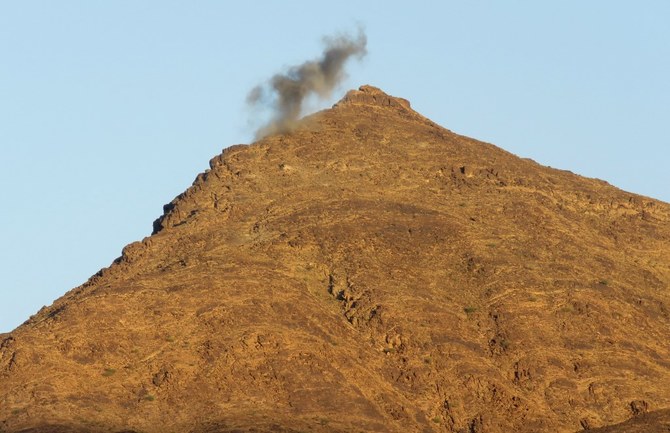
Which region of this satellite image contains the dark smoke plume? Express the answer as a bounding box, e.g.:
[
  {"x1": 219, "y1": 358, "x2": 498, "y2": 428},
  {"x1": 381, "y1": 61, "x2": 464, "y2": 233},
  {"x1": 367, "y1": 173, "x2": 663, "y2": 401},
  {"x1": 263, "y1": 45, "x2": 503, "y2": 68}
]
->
[{"x1": 247, "y1": 29, "x2": 367, "y2": 139}]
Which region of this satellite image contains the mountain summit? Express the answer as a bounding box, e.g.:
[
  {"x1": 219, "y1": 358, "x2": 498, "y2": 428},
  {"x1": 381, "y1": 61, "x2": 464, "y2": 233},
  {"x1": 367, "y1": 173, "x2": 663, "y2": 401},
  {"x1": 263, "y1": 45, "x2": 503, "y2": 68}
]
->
[{"x1": 2, "y1": 86, "x2": 670, "y2": 433}]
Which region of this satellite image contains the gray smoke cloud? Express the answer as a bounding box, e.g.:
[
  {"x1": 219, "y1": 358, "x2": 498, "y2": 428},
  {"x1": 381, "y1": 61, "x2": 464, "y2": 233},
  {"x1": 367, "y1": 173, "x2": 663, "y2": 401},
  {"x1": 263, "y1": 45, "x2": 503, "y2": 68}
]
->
[{"x1": 247, "y1": 29, "x2": 367, "y2": 139}]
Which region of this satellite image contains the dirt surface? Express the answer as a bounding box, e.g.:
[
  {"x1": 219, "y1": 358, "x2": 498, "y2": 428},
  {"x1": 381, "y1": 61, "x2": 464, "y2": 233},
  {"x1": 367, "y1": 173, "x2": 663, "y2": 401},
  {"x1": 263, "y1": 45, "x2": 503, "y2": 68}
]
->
[{"x1": 1, "y1": 86, "x2": 669, "y2": 433}]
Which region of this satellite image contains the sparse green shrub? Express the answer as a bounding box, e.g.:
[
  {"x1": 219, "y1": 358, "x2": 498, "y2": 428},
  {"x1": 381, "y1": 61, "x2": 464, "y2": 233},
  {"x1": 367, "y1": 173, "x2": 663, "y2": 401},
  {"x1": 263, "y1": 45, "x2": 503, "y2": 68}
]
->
[
  {"x1": 102, "y1": 368, "x2": 116, "y2": 377},
  {"x1": 463, "y1": 306, "x2": 477, "y2": 314},
  {"x1": 144, "y1": 394, "x2": 156, "y2": 401},
  {"x1": 432, "y1": 416, "x2": 441, "y2": 424}
]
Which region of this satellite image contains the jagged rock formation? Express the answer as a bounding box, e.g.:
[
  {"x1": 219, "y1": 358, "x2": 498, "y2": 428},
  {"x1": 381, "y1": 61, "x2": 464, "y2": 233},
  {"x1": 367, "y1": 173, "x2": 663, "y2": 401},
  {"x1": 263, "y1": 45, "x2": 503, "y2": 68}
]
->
[{"x1": 1, "y1": 86, "x2": 670, "y2": 433}]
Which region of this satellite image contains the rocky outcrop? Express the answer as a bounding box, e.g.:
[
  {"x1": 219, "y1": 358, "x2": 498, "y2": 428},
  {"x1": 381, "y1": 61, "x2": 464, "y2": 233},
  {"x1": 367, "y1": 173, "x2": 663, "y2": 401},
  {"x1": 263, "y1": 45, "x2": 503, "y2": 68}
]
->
[{"x1": 335, "y1": 85, "x2": 412, "y2": 110}]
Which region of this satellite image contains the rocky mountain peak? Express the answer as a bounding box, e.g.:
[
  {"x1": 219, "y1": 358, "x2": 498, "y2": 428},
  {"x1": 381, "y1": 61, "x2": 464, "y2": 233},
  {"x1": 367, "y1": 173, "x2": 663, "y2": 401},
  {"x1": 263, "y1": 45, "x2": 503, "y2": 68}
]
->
[
  {"x1": 334, "y1": 85, "x2": 412, "y2": 110},
  {"x1": 1, "y1": 86, "x2": 670, "y2": 433}
]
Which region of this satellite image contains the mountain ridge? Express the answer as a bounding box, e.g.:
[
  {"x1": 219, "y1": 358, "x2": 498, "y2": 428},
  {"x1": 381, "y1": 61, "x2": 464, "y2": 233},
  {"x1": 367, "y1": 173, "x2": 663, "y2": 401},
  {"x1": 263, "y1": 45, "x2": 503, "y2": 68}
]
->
[{"x1": 2, "y1": 85, "x2": 670, "y2": 433}]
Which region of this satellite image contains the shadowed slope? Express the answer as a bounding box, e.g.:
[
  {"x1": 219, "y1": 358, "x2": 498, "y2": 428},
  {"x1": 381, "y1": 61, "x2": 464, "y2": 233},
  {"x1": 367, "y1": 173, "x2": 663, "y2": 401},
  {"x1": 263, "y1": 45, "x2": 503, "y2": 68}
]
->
[
  {"x1": 1, "y1": 86, "x2": 669, "y2": 433},
  {"x1": 582, "y1": 409, "x2": 670, "y2": 432}
]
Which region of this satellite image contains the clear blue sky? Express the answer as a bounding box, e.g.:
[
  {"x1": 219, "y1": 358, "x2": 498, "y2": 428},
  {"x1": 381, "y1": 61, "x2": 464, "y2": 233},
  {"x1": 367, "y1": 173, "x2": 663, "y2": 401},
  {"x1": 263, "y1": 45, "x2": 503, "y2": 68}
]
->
[{"x1": 1, "y1": 1, "x2": 669, "y2": 332}]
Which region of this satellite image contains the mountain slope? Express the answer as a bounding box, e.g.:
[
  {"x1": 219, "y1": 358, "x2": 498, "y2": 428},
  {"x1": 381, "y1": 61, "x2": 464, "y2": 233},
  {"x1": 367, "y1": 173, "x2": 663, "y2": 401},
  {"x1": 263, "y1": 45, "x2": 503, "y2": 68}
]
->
[{"x1": 1, "y1": 86, "x2": 669, "y2": 433}]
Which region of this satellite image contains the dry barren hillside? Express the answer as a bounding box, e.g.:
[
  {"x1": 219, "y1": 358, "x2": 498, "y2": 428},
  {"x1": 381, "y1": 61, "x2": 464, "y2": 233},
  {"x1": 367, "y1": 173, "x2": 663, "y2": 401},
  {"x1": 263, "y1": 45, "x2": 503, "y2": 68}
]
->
[{"x1": 1, "y1": 86, "x2": 670, "y2": 433}]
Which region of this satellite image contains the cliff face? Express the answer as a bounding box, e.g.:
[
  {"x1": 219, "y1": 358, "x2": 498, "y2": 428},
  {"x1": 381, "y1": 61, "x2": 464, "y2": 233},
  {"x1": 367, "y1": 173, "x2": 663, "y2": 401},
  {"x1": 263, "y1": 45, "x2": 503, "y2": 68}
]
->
[{"x1": 1, "y1": 86, "x2": 670, "y2": 433}]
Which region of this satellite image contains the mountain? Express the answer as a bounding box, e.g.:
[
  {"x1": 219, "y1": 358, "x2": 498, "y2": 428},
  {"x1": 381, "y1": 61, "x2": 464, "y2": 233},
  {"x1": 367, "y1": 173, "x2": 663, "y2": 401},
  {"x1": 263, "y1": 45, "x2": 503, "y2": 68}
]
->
[{"x1": 1, "y1": 86, "x2": 669, "y2": 433}]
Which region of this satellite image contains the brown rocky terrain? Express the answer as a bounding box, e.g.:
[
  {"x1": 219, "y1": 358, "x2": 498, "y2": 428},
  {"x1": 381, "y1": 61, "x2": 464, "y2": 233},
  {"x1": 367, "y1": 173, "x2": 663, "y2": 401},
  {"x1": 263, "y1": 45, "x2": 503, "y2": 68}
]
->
[
  {"x1": 587, "y1": 408, "x2": 670, "y2": 432},
  {"x1": 1, "y1": 86, "x2": 669, "y2": 433}
]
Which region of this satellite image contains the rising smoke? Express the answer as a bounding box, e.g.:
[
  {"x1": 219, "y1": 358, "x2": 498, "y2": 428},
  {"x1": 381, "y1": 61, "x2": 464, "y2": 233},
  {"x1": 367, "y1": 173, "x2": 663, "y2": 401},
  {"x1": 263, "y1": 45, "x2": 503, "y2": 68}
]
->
[{"x1": 247, "y1": 29, "x2": 367, "y2": 139}]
